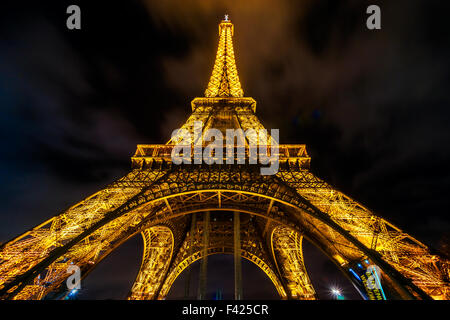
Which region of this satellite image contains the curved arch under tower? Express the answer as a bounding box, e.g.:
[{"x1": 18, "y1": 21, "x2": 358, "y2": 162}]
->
[{"x1": 0, "y1": 17, "x2": 448, "y2": 301}]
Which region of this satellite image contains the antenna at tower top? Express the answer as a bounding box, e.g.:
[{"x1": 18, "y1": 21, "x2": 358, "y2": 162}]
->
[{"x1": 224, "y1": 14, "x2": 229, "y2": 21}]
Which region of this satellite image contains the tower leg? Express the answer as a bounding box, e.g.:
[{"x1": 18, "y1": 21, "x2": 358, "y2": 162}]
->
[
  {"x1": 128, "y1": 226, "x2": 174, "y2": 300},
  {"x1": 271, "y1": 226, "x2": 316, "y2": 300},
  {"x1": 234, "y1": 211, "x2": 243, "y2": 300},
  {"x1": 198, "y1": 211, "x2": 210, "y2": 300}
]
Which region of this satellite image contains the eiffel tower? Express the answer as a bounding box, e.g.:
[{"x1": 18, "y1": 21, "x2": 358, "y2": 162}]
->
[{"x1": 0, "y1": 17, "x2": 449, "y2": 301}]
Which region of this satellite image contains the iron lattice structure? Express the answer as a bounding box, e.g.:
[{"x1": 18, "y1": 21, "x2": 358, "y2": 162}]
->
[{"x1": 0, "y1": 18, "x2": 449, "y2": 300}]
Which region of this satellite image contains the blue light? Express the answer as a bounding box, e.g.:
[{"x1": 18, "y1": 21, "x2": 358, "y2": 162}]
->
[
  {"x1": 372, "y1": 269, "x2": 387, "y2": 300},
  {"x1": 357, "y1": 263, "x2": 364, "y2": 269},
  {"x1": 349, "y1": 268, "x2": 362, "y2": 282},
  {"x1": 364, "y1": 259, "x2": 370, "y2": 265}
]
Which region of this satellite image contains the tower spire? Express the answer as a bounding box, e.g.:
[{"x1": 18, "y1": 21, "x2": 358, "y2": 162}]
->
[{"x1": 204, "y1": 16, "x2": 244, "y2": 98}]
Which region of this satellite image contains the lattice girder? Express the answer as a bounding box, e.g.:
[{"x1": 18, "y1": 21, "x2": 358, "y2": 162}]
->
[
  {"x1": 1, "y1": 164, "x2": 447, "y2": 300},
  {"x1": 271, "y1": 226, "x2": 316, "y2": 300},
  {"x1": 128, "y1": 226, "x2": 174, "y2": 300},
  {"x1": 1, "y1": 16, "x2": 448, "y2": 302},
  {"x1": 205, "y1": 19, "x2": 243, "y2": 98}
]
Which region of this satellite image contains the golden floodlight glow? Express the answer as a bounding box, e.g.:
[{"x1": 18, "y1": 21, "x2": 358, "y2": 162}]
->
[
  {"x1": 0, "y1": 17, "x2": 448, "y2": 301},
  {"x1": 205, "y1": 17, "x2": 243, "y2": 98}
]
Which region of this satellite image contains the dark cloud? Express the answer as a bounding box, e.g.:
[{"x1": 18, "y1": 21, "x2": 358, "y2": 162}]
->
[
  {"x1": 141, "y1": 0, "x2": 450, "y2": 244},
  {"x1": 0, "y1": 0, "x2": 449, "y2": 299}
]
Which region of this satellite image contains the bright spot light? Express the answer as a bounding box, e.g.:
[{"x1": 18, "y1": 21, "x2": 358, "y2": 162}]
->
[{"x1": 331, "y1": 288, "x2": 341, "y2": 296}]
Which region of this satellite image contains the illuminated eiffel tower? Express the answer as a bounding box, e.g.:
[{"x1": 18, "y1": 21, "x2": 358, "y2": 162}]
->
[{"x1": 0, "y1": 16, "x2": 449, "y2": 300}]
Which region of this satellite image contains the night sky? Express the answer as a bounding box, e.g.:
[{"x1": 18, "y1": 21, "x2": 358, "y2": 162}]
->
[{"x1": 0, "y1": 0, "x2": 449, "y2": 299}]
